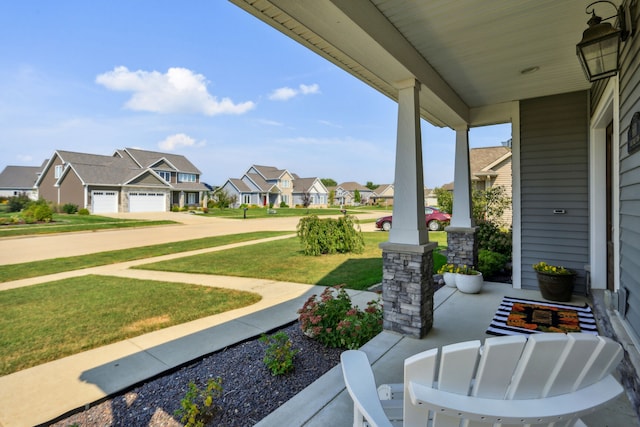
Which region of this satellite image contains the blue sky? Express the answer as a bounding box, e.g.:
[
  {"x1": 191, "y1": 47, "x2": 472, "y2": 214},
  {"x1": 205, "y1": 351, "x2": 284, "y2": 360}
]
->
[{"x1": 0, "y1": 1, "x2": 511, "y2": 188}]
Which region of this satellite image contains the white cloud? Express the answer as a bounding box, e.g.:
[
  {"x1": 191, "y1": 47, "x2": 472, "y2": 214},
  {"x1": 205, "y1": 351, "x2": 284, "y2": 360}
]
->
[
  {"x1": 257, "y1": 119, "x2": 284, "y2": 126},
  {"x1": 268, "y1": 83, "x2": 320, "y2": 101},
  {"x1": 158, "y1": 133, "x2": 205, "y2": 151},
  {"x1": 96, "y1": 66, "x2": 255, "y2": 116}
]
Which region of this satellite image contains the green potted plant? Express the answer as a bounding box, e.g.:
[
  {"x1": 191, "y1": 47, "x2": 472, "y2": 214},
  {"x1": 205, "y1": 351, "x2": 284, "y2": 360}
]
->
[
  {"x1": 532, "y1": 261, "x2": 576, "y2": 302},
  {"x1": 454, "y1": 265, "x2": 483, "y2": 294},
  {"x1": 437, "y1": 263, "x2": 457, "y2": 288}
]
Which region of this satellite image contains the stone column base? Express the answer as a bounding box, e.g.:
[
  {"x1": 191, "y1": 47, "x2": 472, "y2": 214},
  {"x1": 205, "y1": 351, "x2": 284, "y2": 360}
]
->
[
  {"x1": 379, "y1": 241, "x2": 437, "y2": 338},
  {"x1": 445, "y1": 226, "x2": 479, "y2": 269}
]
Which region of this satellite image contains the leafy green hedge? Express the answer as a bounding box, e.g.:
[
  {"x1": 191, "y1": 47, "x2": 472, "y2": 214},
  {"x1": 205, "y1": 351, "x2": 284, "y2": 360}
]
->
[{"x1": 296, "y1": 215, "x2": 364, "y2": 256}]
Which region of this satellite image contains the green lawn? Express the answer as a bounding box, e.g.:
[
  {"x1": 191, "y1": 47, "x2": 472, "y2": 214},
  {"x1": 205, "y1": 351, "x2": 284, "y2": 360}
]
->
[
  {"x1": 138, "y1": 232, "x2": 448, "y2": 291},
  {"x1": 0, "y1": 212, "x2": 176, "y2": 237},
  {"x1": 0, "y1": 275, "x2": 261, "y2": 376},
  {"x1": 0, "y1": 231, "x2": 292, "y2": 283}
]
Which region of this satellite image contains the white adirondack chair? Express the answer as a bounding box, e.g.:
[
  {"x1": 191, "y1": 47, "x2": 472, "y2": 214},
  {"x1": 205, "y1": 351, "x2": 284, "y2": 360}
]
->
[{"x1": 341, "y1": 333, "x2": 624, "y2": 427}]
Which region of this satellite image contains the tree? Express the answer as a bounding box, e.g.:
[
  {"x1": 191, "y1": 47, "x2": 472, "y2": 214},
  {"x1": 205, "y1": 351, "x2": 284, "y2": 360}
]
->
[
  {"x1": 328, "y1": 189, "x2": 335, "y2": 206},
  {"x1": 365, "y1": 181, "x2": 379, "y2": 190},
  {"x1": 472, "y1": 186, "x2": 511, "y2": 224},
  {"x1": 210, "y1": 189, "x2": 236, "y2": 209},
  {"x1": 301, "y1": 190, "x2": 312, "y2": 208},
  {"x1": 321, "y1": 178, "x2": 337, "y2": 187},
  {"x1": 354, "y1": 189, "x2": 361, "y2": 204},
  {"x1": 434, "y1": 187, "x2": 453, "y2": 214}
]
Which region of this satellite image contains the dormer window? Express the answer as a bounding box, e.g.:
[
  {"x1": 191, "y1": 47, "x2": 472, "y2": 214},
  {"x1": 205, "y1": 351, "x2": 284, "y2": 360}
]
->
[
  {"x1": 54, "y1": 165, "x2": 63, "y2": 179},
  {"x1": 178, "y1": 173, "x2": 196, "y2": 183},
  {"x1": 282, "y1": 179, "x2": 291, "y2": 188}
]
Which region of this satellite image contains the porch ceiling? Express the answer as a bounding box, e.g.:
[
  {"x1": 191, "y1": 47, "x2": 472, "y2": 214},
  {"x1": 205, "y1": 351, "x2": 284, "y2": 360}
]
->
[{"x1": 230, "y1": 0, "x2": 593, "y2": 128}]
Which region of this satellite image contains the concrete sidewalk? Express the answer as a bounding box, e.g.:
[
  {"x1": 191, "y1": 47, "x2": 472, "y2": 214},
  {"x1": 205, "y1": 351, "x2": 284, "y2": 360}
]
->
[{"x1": 0, "y1": 257, "x2": 379, "y2": 427}]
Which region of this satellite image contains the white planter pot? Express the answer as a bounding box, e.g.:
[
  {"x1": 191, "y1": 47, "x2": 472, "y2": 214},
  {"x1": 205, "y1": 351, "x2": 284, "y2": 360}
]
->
[
  {"x1": 455, "y1": 272, "x2": 483, "y2": 294},
  {"x1": 442, "y1": 272, "x2": 457, "y2": 288}
]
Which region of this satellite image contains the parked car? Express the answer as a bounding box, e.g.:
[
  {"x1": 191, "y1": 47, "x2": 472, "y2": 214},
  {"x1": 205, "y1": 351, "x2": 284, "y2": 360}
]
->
[{"x1": 375, "y1": 207, "x2": 451, "y2": 232}]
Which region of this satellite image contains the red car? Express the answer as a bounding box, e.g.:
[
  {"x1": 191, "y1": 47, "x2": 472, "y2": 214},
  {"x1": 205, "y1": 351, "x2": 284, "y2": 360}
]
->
[{"x1": 375, "y1": 207, "x2": 451, "y2": 232}]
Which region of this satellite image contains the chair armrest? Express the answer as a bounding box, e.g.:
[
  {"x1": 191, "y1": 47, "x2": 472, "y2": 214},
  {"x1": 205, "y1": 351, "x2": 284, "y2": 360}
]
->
[{"x1": 408, "y1": 375, "x2": 623, "y2": 424}]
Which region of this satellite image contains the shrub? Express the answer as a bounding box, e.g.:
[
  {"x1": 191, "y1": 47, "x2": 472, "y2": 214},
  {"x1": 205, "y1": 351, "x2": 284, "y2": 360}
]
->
[
  {"x1": 298, "y1": 285, "x2": 383, "y2": 349},
  {"x1": 21, "y1": 200, "x2": 53, "y2": 223},
  {"x1": 78, "y1": 208, "x2": 90, "y2": 215},
  {"x1": 62, "y1": 203, "x2": 79, "y2": 214},
  {"x1": 7, "y1": 193, "x2": 31, "y2": 212},
  {"x1": 174, "y1": 378, "x2": 223, "y2": 427},
  {"x1": 279, "y1": 201, "x2": 289, "y2": 208},
  {"x1": 478, "y1": 249, "x2": 509, "y2": 277},
  {"x1": 476, "y1": 220, "x2": 512, "y2": 256},
  {"x1": 296, "y1": 215, "x2": 364, "y2": 256},
  {"x1": 260, "y1": 331, "x2": 298, "y2": 376}
]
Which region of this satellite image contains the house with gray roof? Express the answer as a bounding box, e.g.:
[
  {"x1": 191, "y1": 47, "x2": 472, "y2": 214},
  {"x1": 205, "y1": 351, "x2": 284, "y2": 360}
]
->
[
  {"x1": 0, "y1": 163, "x2": 45, "y2": 200},
  {"x1": 220, "y1": 165, "x2": 328, "y2": 208},
  {"x1": 35, "y1": 148, "x2": 208, "y2": 213}
]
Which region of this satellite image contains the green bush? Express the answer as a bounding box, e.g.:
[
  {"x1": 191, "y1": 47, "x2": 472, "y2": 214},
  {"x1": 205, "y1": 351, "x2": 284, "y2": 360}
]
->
[
  {"x1": 7, "y1": 193, "x2": 31, "y2": 212},
  {"x1": 174, "y1": 378, "x2": 223, "y2": 427},
  {"x1": 260, "y1": 331, "x2": 298, "y2": 376},
  {"x1": 21, "y1": 200, "x2": 53, "y2": 223},
  {"x1": 78, "y1": 208, "x2": 90, "y2": 215},
  {"x1": 296, "y1": 215, "x2": 364, "y2": 256},
  {"x1": 477, "y1": 220, "x2": 512, "y2": 256},
  {"x1": 62, "y1": 203, "x2": 78, "y2": 214},
  {"x1": 478, "y1": 249, "x2": 509, "y2": 277},
  {"x1": 279, "y1": 201, "x2": 289, "y2": 208},
  {"x1": 298, "y1": 285, "x2": 382, "y2": 349}
]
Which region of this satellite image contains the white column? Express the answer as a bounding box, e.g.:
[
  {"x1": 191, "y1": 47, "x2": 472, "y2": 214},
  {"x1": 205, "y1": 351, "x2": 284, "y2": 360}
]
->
[
  {"x1": 388, "y1": 78, "x2": 429, "y2": 246},
  {"x1": 450, "y1": 127, "x2": 474, "y2": 228}
]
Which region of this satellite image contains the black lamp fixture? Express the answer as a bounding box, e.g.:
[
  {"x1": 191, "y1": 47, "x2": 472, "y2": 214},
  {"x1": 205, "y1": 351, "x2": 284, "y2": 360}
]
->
[{"x1": 576, "y1": 1, "x2": 631, "y2": 82}]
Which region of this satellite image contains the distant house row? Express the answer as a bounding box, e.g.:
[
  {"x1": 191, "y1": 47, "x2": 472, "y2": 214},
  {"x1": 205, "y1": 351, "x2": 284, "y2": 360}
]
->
[{"x1": 0, "y1": 145, "x2": 511, "y2": 215}]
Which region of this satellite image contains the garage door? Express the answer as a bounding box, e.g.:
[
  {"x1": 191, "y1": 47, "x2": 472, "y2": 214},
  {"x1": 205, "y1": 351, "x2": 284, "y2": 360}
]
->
[
  {"x1": 92, "y1": 191, "x2": 118, "y2": 213},
  {"x1": 129, "y1": 192, "x2": 166, "y2": 212}
]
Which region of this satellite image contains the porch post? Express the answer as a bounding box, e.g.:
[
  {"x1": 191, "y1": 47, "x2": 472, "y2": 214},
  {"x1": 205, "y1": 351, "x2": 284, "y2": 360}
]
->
[
  {"x1": 446, "y1": 127, "x2": 478, "y2": 268},
  {"x1": 380, "y1": 78, "x2": 436, "y2": 339}
]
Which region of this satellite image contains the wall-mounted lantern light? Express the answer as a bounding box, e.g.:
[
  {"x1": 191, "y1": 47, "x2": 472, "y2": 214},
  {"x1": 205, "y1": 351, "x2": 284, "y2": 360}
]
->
[{"x1": 576, "y1": 1, "x2": 631, "y2": 82}]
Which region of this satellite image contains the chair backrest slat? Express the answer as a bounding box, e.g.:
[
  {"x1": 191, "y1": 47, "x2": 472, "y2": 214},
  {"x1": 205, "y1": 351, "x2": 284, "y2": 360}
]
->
[
  {"x1": 472, "y1": 335, "x2": 527, "y2": 399},
  {"x1": 403, "y1": 348, "x2": 438, "y2": 427},
  {"x1": 506, "y1": 334, "x2": 571, "y2": 399}
]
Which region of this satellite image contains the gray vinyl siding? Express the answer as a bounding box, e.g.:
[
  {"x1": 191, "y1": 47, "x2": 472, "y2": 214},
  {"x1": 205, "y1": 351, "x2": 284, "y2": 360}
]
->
[
  {"x1": 618, "y1": 0, "x2": 640, "y2": 338},
  {"x1": 520, "y1": 91, "x2": 589, "y2": 293}
]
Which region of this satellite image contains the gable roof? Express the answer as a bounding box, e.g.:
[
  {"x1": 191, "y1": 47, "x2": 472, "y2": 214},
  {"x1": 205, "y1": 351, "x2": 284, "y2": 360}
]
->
[
  {"x1": 337, "y1": 181, "x2": 371, "y2": 192},
  {"x1": 469, "y1": 146, "x2": 511, "y2": 179},
  {"x1": 0, "y1": 165, "x2": 42, "y2": 189},
  {"x1": 122, "y1": 148, "x2": 202, "y2": 174},
  {"x1": 293, "y1": 177, "x2": 327, "y2": 193},
  {"x1": 250, "y1": 165, "x2": 289, "y2": 180}
]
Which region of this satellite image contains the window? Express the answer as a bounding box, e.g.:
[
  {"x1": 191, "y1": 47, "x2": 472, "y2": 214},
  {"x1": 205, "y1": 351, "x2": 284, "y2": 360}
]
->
[
  {"x1": 157, "y1": 171, "x2": 171, "y2": 182},
  {"x1": 282, "y1": 195, "x2": 289, "y2": 204},
  {"x1": 243, "y1": 194, "x2": 251, "y2": 204},
  {"x1": 281, "y1": 180, "x2": 290, "y2": 188},
  {"x1": 187, "y1": 193, "x2": 197, "y2": 205},
  {"x1": 54, "y1": 165, "x2": 63, "y2": 179},
  {"x1": 178, "y1": 173, "x2": 196, "y2": 183}
]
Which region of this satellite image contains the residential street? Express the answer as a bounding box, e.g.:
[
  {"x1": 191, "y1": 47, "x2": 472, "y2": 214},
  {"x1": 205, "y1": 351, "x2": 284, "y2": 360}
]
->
[{"x1": 0, "y1": 211, "x2": 379, "y2": 265}]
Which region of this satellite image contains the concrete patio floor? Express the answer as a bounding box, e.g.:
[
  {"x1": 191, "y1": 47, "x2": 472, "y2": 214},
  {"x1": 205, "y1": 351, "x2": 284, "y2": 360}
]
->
[{"x1": 258, "y1": 283, "x2": 640, "y2": 427}]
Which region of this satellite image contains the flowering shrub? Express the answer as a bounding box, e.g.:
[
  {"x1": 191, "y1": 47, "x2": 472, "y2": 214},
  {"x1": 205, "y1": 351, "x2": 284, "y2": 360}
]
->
[
  {"x1": 298, "y1": 285, "x2": 383, "y2": 349},
  {"x1": 437, "y1": 263, "x2": 457, "y2": 274},
  {"x1": 533, "y1": 262, "x2": 573, "y2": 275}
]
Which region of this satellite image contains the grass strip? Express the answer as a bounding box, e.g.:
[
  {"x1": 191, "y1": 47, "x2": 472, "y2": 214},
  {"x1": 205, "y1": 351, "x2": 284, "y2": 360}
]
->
[
  {"x1": 0, "y1": 275, "x2": 261, "y2": 375},
  {"x1": 0, "y1": 231, "x2": 292, "y2": 283},
  {"x1": 138, "y1": 232, "x2": 448, "y2": 291}
]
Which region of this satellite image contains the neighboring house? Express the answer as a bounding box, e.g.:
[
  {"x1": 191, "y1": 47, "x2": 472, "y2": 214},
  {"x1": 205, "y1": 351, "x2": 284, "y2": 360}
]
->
[
  {"x1": 0, "y1": 163, "x2": 44, "y2": 200},
  {"x1": 221, "y1": 165, "x2": 328, "y2": 208},
  {"x1": 371, "y1": 183, "x2": 394, "y2": 206},
  {"x1": 443, "y1": 146, "x2": 513, "y2": 225},
  {"x1": 334, "y1": 182, "x2": 373, "y2": 206},
  {"x1": 232, "y1": 0, "x2": 640, "y2": 370},
  {"x1": 35, "y1": 148, "x2": 207, "y2": 213}
]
